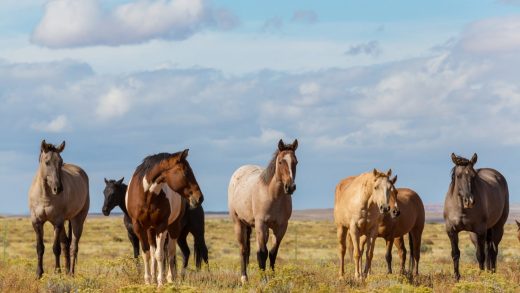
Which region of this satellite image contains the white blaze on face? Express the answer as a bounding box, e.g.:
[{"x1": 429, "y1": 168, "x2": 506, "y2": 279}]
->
[{"x1": 283, "y1": 153, "x2": 293, "y2": 180}]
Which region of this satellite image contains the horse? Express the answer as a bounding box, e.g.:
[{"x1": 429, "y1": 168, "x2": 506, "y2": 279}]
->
[
  {"x1": 228, "y1": 139, "x2": 298, "y2": 283},
  {"x1": 444, "y1": 153, "x2": 509, "y2": 280},
  {"x1": 102, "y1": 177, "x2": 208, "y2": 270},
  {"x1": 334, "y1": 169, "x2": 394, "y2": 280},
  {"x1": 126, "y1": 150, "x2": 203, "y2": 286},
  {"x1": 102, "y1": 177, "x2": 140, "y2": 258},
  {"x1": 28, "y1": 140, "x2": 90, "y2": 278}
]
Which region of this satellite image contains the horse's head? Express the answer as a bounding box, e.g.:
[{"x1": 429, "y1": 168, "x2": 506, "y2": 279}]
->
[
  {"x1": 39, "y1": 140, "x2": 65, "y2": 195},
  {"x1": 153, "y1": 149, "x2": 203, "y2": 209},
  {"x1": 371, "y1": 168, "x2": 394, "y2": 214},
  {"x1": 102, "y1": 177, "x2": 124, "y2": 216},
  {"x1": 388, "y1": 175, "x2": 400, "y2": 219},
  {"x1": 275, "y1": 139, "x2": 298, "y2": 195},
  {"x1": 451, "y1": 153, "x2": 478, "y2": 209}
]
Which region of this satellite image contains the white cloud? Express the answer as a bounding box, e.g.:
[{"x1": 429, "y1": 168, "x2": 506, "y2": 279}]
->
[
  {"x1": 31, "y1": 115, "x2": 69, "y2": 132},
  {"x1": 96, "y1": 88, "x2": 131, "y2": 119},
  {"x1": 31, "y1": 0, "x2": 238, "y2": 48},
  {"x1": 460, "y1": 15, "x2": 520, "y2": 53}
]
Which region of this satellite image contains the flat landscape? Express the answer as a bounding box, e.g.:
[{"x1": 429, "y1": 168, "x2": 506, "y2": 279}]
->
[{"x1": 0, "y1": 208, "x2": 519, "y2": 292}]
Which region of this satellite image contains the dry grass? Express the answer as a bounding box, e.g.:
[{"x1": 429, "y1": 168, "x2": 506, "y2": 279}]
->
[{"x1": 0, "y1": 216, "x2": 518, "y2": 292}]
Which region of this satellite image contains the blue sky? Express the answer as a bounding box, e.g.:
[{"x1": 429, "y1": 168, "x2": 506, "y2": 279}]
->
[{"x1": 2, "y1": 0, "x2": 520, "y2": 214}]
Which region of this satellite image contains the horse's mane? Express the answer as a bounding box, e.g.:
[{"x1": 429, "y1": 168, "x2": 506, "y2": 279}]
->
[
  {"x1": 135, "y1": 152, "x2": 181, "y2": 180},
  {"x1": 260, "y1": 150, "x2": 279, "y2": 185}
]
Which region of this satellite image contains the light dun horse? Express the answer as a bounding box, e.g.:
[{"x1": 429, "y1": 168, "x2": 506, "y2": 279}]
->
[
  {"x1": 228, "y1": 139, "x2": 298, "y2": 283},
  {"x1": 126, "y1": 150, "x2": 203, "y2": 286},
  {"x1": 371, "y1": 185, "x2": 424, "y2": 276},
  {"x1": 444, "y1": 153, "x2": 509, "y2": 280},
  {"x1": 28, "y1": 140, "x2": 90, "y2": 278},
  {"x1": 334, "y1": 169, "x2": 394, "y2": 280}
]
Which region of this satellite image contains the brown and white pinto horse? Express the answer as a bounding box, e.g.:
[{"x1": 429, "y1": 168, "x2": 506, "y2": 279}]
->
[
  {"x1": 228, "y1": 139, "x2": 298, "y2": 283},
  {"x1": 126, "y1": 150, "x2": 203, "y2": 286}
]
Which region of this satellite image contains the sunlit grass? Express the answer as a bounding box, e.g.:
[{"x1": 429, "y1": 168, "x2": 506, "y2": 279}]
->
[{"x1": 0, "y1": 216, "x2": 518, "y2": 292}]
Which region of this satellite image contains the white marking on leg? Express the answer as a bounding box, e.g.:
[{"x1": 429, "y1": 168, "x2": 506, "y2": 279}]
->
[
  {"x1": 155, "y1": 232, "x2": 167, "y2": 286},
  {"x1": 150, "y1": 244, "x2": 157, "y2": 283},
  {"x1": 142, "y1": 249, "x2": 151, "y2": 285}
]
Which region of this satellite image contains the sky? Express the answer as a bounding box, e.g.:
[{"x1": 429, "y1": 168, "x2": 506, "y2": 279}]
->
[{"x1": 2, "y1": 0, "x2": 520, "y2": 215}]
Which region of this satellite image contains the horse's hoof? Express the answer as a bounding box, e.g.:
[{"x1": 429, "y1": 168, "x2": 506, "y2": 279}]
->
[{"x1": 240, "y1": 275, "x2": 248, "y2": 284}]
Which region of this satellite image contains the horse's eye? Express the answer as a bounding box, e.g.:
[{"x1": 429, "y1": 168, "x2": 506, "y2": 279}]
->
[
  {"x1": 279, "y1": 161, "x2": 282, "y2": 164},
  {"x1": 45, "y1": 161, "x2": 50, "y2": 166}
]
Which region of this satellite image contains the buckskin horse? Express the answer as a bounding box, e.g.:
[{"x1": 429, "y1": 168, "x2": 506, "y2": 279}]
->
[
  {"x1": 126, "y1": 150, "x2": 203, "y2": 285},
  {"x1": 228, "y1": 139, "x2": 298, "y2": 283},
  {"x1": 28, "y1": 140, "x2": 90, "y2": 278},
  {"x1": 444, "y1": 153, "x2": 509, "y2": 280}
]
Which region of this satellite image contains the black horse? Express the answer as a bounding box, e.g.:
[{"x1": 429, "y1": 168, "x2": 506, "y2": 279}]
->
[{"x1": 102, "y1": 178, "x2": 208, "y2": 270}]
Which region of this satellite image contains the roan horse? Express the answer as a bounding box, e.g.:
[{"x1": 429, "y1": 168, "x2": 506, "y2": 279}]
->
[
  {"x1": 444, "y1": 153, "x2": 509, "y2": 280},
  {"x1": 28, "y1": 140, "x2": 90, "y2": 278},
  {"x1": 348, "y1": 182, "x2": 425, "y2": 276},
  {"x1": 103, "y1": 177, "x2": 208, "y2": 270},
  {"x1": 126, "y1": 150, "x2": 203, "y2": 285},
  {"x1": 228, "y1": 139, "x2": 298, "y2": 283},
  {"x1": 334, "y1": 169, "x2": 394, "y2": 280}
]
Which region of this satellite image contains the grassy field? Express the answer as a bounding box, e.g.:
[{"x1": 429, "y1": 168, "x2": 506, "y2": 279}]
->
[{"x1": 0, "y1": 216, "x2": 518, "y2": 292}]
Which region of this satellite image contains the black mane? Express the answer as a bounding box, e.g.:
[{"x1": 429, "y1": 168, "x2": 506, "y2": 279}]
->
[{"x1": 135, "y1": 152, "x2": 181, "y2": 180}]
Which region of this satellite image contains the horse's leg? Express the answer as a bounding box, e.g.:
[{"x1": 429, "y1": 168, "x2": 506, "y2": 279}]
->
[
  {"x1": 147, "y1": 229, "x2": 157, "y2": 283},
  {"x1": 489, "y1": 225, "x2": 504, "y2": 273},
  {"x1": 395, "y1": 236, "x2": 406, "y2": 274},
  {"x1": 470, "y1": 232, "x2": 485, "y2": 271},
  {"x1": 336, "y1": 225, "x2": 347, "y2": 278},
  {"x1": 269, "y1": 222, "x2": 288, "y2": 271},
  {"x1": 385, "y1": 238, "x2": 394, "y2": 274},
  {"x1": 245, "y1": 226, "x2": 252, "y2": 267},
  {"x1": 363, "y1": 233, "x2": 377, "y2": 277},
  {"x1": 127, "y1": 228, "x2": 140, "y2": 259},
  {"x1": 233, "y1": 218, "x2": 250, "y2": 283},
  {"x1": 176, "y1": 227, "x2": 190, "y2": 274},
  {"x1": 69, "y1": 207, "x2": 87, "y2": 276},
  {"x1": 166, "y1": 235, "x2": 178, "y2": 283},
  {"x1": 134, "y1": 222, "x2": 152, "y2": 285},
  {"x1": 447, "y1": 230, "x2": 461, "y2": 280},
  {"x1": 348, "y1": 226, "x2": 362, "y2": 279},
  {"x1": 154, "y1": 231, "x2": 168, "y2": 286},
  {"x1": 255, "y1": 220, "x2": 269, "y2": 272},
  {"x1": 411, "y1": 230, "x2": 422, "y2": 276},
  {"x1": 346, "y1": 232, "x2": 353, "y2": 263},
  {"x1": 52, "y1": 222, "x2": 64, "y2": 273},
  {"x1": 32, "y1": 219, "x2": 45, "y2": 278},
  {"x1": 60, "y1": 221, "x2": 71, "y2": 274}
]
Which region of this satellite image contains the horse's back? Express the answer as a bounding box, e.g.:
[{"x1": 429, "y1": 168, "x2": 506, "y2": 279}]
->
[
  {"x1": 477, "y1": 168, "x2": 509, "y2": 228},
  {"x1": 228, "y1": 165, "x2": 262, "y2": 224}
]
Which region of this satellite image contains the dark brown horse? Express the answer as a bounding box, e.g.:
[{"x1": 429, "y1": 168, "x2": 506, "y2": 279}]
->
[
  {"x1": 103, "y1": 177, "x2": 208, "y2": 270},
  {"x1": 28, "y1": 140, "x2": 90, "y2": 278},
  {"x1": 126, "y1": 150, "x2": 203, "y2": 285},
  {"x1": 444, "y1": 153, "x2": 509, "y2": 280}
]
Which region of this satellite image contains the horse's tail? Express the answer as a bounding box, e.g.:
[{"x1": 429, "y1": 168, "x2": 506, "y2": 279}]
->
[{"x1": 194, "y1": 235, "x2": 209, "y2": 269}]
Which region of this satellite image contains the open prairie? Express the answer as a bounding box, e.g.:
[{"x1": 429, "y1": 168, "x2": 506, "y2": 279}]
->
[{"x1": 0, "y1": 213, "x2": 519, "y2": 292}]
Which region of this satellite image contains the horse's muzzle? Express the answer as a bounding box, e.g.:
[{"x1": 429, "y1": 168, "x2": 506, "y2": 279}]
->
[
  {"x1": 189, "y1": 193, "x2": 204, "y2": 209},
  {"x1": 462, "y1": 196, "x2": 474, "y2": 209},
  {"x1": 102, "y1": 206, "x2": 110, "y2": 216},
  {"x1": 379, "y1": 204, "x2": 390, "y2": 214},
  {"x1": 284, "y1": 183, "x2": 296, "y2": 195},
  {"x1": 390, "y1": 208, "x2": 400, "y2": 218}
]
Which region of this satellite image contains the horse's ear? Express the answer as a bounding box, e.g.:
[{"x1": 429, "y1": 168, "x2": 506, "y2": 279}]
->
[
  {"x1": 104, "y1": 178, "x2": 108, "y2": 184},
  {"x1": 278, "y1": 139, "x2": 285, "y2": 151},
  {"x1": 373, "y1": 168, "x2": 378, "y2": 177},
  {"x1": 391, "y1": 175, "x2": 397, "y2": 185},
  {"x1": 292, "y1": 139, "x2": 298, "y2": 151},
  {"x1": 117, "y1": 177, "x2": 124, "y2": 185},
  {"x1": 180, "y1": 149, "x2": 189, "y2": 161},
  {"x1": 387, "y1": 169, "x2": 392, "y2": 177},
  {"x1": 451, "y1": 153, "x2": 458, "y2": 165},
  {"x1": 470, "y1": 153, "x2": 478, "y2": 165},
  {"x1": 41, "y1": 140, "x2": 49, "y2": 153},
  {"x1": 56, "y1": 141, "x2": 66, "y2": 153}
]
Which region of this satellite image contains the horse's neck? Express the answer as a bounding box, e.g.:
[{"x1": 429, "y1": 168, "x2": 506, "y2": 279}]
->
[
  {"x1": 267, "y1": 174, "x2": 284, "y2": 199},
  {"x1": 360, "y1": 176, "x2": 377, "y2": 208},
  {"x1": 35, "y1": 167, "x2": 51, "y2": 197},
  {"x1": 118, "y1": 184, "x2": 129, "y2": 216},
  {"x1": 146, "y1": 163, "x2": 167, "y2": 183}
]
